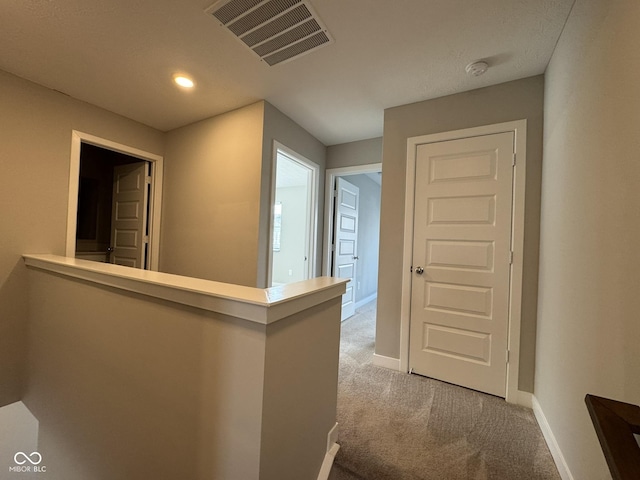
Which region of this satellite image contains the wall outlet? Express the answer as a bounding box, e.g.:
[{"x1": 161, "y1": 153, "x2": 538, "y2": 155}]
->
[
  {"x1": 358, "y1": 281, "x2": 361, "y2": 290},
  {"x1": 288, "y1": 269, "x2": 292, "y2": 276}
]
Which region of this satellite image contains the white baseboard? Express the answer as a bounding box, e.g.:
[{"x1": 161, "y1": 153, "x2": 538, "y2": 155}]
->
[
  {"x1": 515, "y1": 390, "x2": 533, "y2": 408},
  {"x1": 355, "y1": 293, "x2": 377, "y2": 310},
  {"x1": 372, "y1": 353, "x2": 401, "y2": 371},
  {"x1": 532, "y1": 396, "x2": 574, "y2": 480},
  {"x1": 326, "y1": 422, "x2": 339, "y2": 452},
  {"x1": 318, "y1": 423, "x2": 340, "y2": 480},
  {"x1": 317, "y1": 443, "x2": 340, "y2": 480}
]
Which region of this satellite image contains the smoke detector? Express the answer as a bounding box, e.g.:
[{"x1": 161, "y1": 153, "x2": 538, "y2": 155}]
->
[
  {"x1": 465, "y1": 61, "x2": 489, "y2": 77},
  {"x1": 206, "y1": 0, "x2": 333, "y2": 66}
]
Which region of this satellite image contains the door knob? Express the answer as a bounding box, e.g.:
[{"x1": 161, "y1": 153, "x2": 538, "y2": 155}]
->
[{"x1": 415, "y1": 266, "x2": 424, "y2": 275}]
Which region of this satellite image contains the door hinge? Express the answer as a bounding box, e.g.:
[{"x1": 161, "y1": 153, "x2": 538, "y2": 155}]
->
[
  {"x1": 512, "y1": 153, "x2": 516, "y2": 166},
  {"x1": 146, "y1": 175, "x2": 152, "y2": 184},
  {"x1": 509, "y1": 251, "x2": 514, "y2": 265},
  {"x1": 506, "y1": 350, "x2": 510, "y2": 363}
]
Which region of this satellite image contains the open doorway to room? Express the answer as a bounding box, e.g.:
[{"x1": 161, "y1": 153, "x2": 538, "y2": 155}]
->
[
  {"x1": 75, "y1": 144, "x2": 151, "y2": 267},
  {"x1": 323, "y1": 164, "x2": 382, "y2": 323},
  {"x1": 269, "y1": 143, "x2": 319, "y2": 287},
  {"x1": 66, "y1": 131, "x2": 163, "y2": 270}
]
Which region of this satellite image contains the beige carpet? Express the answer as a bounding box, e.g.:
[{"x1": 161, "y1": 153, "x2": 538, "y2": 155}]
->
[{"x1": 329, "y1": 301, "x2": 560, "y2": 480}]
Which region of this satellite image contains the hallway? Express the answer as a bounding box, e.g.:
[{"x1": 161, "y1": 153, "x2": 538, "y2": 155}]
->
[{"x1": 330, "y1": 302, "x2": 560, "y2": 480}]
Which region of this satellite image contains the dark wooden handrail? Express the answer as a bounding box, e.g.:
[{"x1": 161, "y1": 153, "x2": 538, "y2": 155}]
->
[{"x1": 585, "y1": 394, "x2": 640, "y2": 480}]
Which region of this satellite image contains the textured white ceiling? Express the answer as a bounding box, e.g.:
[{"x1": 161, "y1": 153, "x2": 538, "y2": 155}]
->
[{"x1": 0, "y1": 0, "x2": 574, "y2": 146}]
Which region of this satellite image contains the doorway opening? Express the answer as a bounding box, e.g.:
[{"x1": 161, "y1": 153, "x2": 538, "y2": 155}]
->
[
  {"x1": 269, "y1": 143, "x2": 319, "y2": 287},
  {"x1": 75, "y1": 144, "x2": 151, "y2": 267},
  {"x1": 323, "y1": 164, "x2": 382, "y2": 322},
  {"x1": 66, "y1": 131, "x2": 164, "y2": 270}
]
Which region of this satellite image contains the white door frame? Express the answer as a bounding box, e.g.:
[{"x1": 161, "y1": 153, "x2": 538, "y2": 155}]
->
[
  {"x1": 322, "y1": 163, "x2": 382, "y2": 276},
  {"x1": 65, "y1": 131, "x2": 164, "y2": 271},
  {"x1": 401, "y1": 120, "x2": 526, "y2": 404},
  {"x1": 267, "y1": 141, "x2": 319, "y2": 287}
]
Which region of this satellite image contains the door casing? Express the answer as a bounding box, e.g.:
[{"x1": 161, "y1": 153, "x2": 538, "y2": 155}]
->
[
  {"x1": 401, "y1": 120, "x2": 527, "y2": 404},
  {"x1": 66, "y1": 131, "x2": 164, "y2": 271},
  {"x1": 322, "y1": 163, "x2": 382, "y2": 277},
  {"x1": 267, "y1": 141, "x2": 319, "y2": 287}
]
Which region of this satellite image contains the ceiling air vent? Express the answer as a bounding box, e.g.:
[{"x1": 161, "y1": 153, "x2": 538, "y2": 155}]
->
[{"x1": 206, "y1": 0, "x2": 333, "y2": 66}]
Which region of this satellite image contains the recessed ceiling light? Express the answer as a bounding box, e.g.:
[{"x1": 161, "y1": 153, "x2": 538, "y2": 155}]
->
[{"x1": 173, "y1": 74, "x2": 195, "y2": 89}]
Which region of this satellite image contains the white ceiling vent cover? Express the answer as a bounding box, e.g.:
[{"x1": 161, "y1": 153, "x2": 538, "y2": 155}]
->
[{"x1": 206, "y1": 0, "x2": 333, "y2": 66}]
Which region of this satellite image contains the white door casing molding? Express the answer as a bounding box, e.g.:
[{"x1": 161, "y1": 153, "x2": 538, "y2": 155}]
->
[
  {"x1": 401, "y1": 120, "x2": 527, "y2": 404},
  {"x1": 322, "y1": 163, "x2": 382, "y2": 277},
  {"x1": 267, "y1": 141, "x2": 319, "y2": 287},
  {"x1": 66, "y1": 131, "x2": 164, "y2": 271}
]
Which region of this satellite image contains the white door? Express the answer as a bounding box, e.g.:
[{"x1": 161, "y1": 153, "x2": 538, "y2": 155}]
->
[
  {"x1": 333, "y1": 177, "x2": 359, "y2": 321},
  {"x1": 110, "y1": 162, "x2": 149, "y2": 268},
  {"x1": 409, "y1": 132, "x2": 514, "y2": 397}
]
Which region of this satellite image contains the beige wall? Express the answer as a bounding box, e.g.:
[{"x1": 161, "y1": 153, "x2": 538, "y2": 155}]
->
[
  {"x1": 536, "y1": 1, "x2": 640, "y2": 478},
  {"x1": 161, "y1": 102, "x2": 265, "y2": 287},
  {"x1": 378, "y1": 76, "x2": 544, "y2": 392},
  {"x1": 0, "y1": 74, "x2": 326, "y2": 414},
  {"x1": 161, "y1": 101, "x2": 325, "y2": 289},
  {"x1": 326, "y1": 137, "x2": 382, "y2": 169},
  {"x1": 260, "y1": 299, "x2": 341, "y2": 480},
  {"x1": 0, "y1": 70, "x2": 163, "y2": 407},
  {"x1": 25, "y1": 269, "x2": 264, "y2": 480},
  {"x1": 260, "y1": 102, "x2": 327, "y2": 287},
  {"x1": 24, "y1": 268, "x2": 340, "y2": 479}
]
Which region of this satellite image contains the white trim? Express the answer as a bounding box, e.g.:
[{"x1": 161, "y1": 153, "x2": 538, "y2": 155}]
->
[
  {"x1": 23, "y1": 254, "x2": 347, "y2": 325},
  {"x1": 401, "y1": 120, "x2": 527, "y2": 404},
  {"x1": 318, "y1": 423, "x2": 340, "y2": 480},
  {"x1": 515, "y1": 390, "x2": 533, "y2": 409},
  {"x1": 505, "y1": 122, "x2": 527, "y2": 404},
  {"x1": 322, "y1": 163, "x2": 383, "y2": 277},
  {"x1": 372, "y1": 353, "x2": 401, "y2": 371},
  {"x1": 354, "y1": 292, "x2": 377, "y2": 310},
  {"x1": 532, "y1": 396, "x2": 575, "y2": 480},
  {"x1": 66, "y1": 131, "x2": 164, "y2": 271},
  {"x1": 326, "y1": 422, "x2": 339, "y2": 452},
  {"x1": 317, "y1": 443, "x2": 340, "y2": 480},
  {"x1": 268, "y1": 141, "x2": 319, "y2": 287}
]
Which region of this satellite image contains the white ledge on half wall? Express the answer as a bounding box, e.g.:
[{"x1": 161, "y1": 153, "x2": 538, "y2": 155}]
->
[{"x1": 23, "y1": 254, "x2": 347, "y2": 325}]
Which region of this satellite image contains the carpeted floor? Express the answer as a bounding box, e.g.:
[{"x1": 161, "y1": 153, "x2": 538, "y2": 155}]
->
[{"x1": 329, "y1": 301, "x2": 561, "y2": 480}]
